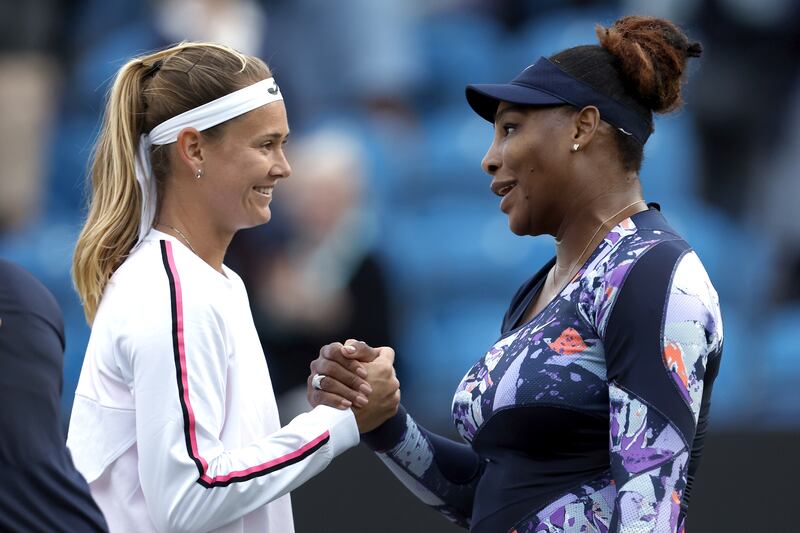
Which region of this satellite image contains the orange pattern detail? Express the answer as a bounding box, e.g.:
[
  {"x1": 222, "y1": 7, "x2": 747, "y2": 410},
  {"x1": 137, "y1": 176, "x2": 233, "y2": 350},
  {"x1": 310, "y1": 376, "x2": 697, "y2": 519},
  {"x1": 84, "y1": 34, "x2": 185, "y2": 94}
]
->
[
  {"x1": 548, "y1": 327, "x2": 588, "y2": 355},
  {"x1": 664, "y1": 342, "x2": 689, "y2": 387}
]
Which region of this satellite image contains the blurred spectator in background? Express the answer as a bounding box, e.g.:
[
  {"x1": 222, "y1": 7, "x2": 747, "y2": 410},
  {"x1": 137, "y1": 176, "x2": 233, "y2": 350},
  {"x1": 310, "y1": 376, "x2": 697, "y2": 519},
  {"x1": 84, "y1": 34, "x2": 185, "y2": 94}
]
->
[
  {"x1": 689, "y1": 0, "x2": 800, "y2": 217},
  {"x1": 262, "y1": 0, "x2": 424, "y2": 125},
  {"x1": 0, "y1": 0, "x2": 61, "y2": 232},
  {"x1": 756, "y1": 80, "x2": 800, "y2": 304},
  {"x1": 154, "y1": 0, "x2": 266, "y2": 55},
  {"x1": 229, "y1": 128, "x2": 394, "y2": 419}
]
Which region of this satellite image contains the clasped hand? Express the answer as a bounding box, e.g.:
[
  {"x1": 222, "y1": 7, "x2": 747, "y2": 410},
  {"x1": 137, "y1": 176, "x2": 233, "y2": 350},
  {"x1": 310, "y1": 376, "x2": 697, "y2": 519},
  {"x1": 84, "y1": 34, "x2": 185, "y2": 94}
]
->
[{"x1": 307, "y1": 340, "x2": 400, "y2": 433}]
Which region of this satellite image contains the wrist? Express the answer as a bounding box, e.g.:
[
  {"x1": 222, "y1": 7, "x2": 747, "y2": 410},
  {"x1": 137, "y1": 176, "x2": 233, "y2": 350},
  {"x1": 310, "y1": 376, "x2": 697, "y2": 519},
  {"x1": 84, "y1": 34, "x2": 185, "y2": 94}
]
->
[{"x1": 360, "y1": 404, "x2": 408, "y2": 452}]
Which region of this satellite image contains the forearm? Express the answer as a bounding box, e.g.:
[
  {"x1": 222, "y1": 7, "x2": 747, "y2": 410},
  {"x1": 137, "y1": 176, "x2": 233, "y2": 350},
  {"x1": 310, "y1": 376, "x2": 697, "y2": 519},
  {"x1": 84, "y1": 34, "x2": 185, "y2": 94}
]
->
[
  {"x1": 362, "y1": 405, "x2": 481, "y2": 527},
  {"x1": 139, "y1": 406, "x2": 358, "y2": 532}
]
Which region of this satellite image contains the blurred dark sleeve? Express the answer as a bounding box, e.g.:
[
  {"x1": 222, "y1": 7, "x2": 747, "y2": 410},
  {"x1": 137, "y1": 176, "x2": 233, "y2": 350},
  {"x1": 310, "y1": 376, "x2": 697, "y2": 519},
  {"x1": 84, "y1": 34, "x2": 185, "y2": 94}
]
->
[
  {"x1": 349, "y1": 254, "x2": 394, "y2": 350},
  {"x1": 0, "y1": 259, "x2": 107, "y2": 531}
]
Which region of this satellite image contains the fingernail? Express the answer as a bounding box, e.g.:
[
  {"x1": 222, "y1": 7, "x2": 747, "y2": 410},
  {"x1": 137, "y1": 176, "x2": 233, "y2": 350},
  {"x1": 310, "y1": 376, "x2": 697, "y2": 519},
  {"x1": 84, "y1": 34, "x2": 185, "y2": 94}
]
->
[
  {"x1": 341, "y1": 400, "x2": 352, "y2": 408},
  {"x1": 356, "y1": 394, "x2": 368, "y2": 406},
  {"x1": 356, "y1": 367, "x2": 367, "y2": 378},
  {"x1": 344, "y1": 345, "x2": 357, "y2": 354},
  {"x1": 359, "y1": 383, "x2": 373, "y2": 395}
]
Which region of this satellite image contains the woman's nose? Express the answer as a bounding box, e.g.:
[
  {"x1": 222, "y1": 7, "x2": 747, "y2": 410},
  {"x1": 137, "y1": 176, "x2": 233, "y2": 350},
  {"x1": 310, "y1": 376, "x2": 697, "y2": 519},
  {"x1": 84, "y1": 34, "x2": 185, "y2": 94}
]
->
[
  {"x1": 481, "y1": 143, "x2": 501, "y2": 175},
  {"x1": 271, "y1": 149, "x2": 292, "y2": 179}
]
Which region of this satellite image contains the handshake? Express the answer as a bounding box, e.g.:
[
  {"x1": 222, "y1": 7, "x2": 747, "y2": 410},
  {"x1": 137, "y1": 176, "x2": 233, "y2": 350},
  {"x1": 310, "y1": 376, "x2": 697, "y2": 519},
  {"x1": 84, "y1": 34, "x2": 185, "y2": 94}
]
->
[{"x1": 306, "y1": 340, "x2": 401, "y2": 433}]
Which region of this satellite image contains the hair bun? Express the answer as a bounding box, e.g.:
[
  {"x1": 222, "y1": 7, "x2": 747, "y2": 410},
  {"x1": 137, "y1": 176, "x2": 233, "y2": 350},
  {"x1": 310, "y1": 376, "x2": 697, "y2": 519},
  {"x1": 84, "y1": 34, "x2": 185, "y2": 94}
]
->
[
  {"x1": 686, "y1": 42, "x2": 703, "y2": 58},
  {"x1": 596, "y1": 16, "x2": 700, "y2": 114}
]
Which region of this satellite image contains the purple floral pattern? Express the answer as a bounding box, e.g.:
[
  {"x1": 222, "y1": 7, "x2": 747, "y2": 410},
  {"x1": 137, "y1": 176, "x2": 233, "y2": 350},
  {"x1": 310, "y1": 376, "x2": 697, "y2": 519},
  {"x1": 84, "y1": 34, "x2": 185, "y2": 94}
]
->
[
  {"x1": 662, "y1": 252, "x2": 723, "y2": 422},
  {"x1": 452, "y1": 219, "x2": 666, "y2": 445},
  {"x1": 371, "y1": 212, "x2": 722, "y2": 532},
  {"x1": 511, "y1": 474, "x2": 615, "y2": 533}
]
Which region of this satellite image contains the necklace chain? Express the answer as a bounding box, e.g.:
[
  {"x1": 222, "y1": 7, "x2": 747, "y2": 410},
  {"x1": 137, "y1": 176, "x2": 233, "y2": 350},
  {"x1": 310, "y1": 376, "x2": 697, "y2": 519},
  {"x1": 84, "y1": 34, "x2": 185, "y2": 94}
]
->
[
  {"x1": 548, "y1": 200, "x2": 645, "y2": 294},
  {"x1": 156, "y1": 222, "x2": 198, "y2": 255}
]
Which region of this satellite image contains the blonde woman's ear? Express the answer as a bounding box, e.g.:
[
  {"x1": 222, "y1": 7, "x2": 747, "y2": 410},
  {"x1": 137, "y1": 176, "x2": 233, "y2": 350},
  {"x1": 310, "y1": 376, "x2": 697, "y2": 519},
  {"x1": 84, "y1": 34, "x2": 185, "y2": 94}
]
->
[{"x1": 175, "y1": 127, "x2": 204, "y2": 171}]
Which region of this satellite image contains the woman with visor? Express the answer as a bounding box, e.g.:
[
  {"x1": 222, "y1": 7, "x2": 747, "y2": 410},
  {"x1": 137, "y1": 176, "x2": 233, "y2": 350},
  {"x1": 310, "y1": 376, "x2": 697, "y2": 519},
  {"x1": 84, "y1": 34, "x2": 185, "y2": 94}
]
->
[
  {"x1": 309, "y1": 16, "x2": 723, "y2": 533},
  {"x1": 67, "y1": 42, "x2": 400, "y2": 532}
]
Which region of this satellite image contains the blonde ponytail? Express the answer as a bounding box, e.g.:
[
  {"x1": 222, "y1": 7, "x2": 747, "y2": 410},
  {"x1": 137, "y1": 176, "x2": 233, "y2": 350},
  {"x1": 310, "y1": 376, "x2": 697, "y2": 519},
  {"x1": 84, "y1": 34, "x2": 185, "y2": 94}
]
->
[
  {"x1": 72, "y1": 42, "x2": 270, "y2": 323},
  {"x1": 72, "y1": 58, "x2": 149, "y2": 323}
]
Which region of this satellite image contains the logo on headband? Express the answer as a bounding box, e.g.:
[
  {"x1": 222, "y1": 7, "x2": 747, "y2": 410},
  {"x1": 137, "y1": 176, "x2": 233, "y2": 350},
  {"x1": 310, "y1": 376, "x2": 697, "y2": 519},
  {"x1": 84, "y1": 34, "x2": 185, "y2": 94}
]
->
[{"x1": 268, "y1": 81, "x2": 279, "y2": 95}]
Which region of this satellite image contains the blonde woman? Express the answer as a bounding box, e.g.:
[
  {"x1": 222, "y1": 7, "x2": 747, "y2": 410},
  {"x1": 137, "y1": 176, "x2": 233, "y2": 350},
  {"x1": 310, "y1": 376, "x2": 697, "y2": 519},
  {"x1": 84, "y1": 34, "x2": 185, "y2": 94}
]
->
[{"x1": 67, "y1": 42, "x2": 399, "y2": 532}]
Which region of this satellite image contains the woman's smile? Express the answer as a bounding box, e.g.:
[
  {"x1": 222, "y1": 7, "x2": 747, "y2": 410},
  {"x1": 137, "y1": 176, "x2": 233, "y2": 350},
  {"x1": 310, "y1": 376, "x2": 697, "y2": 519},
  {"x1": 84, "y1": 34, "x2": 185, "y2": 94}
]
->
[
  {"x1": 252, "y1": 185, "x2": 274, "y2": 199},
  {"x1": 491, "y1": 179, "x2": 518, "y2": 213},
  {"x1": 498, "y1": 182, "x2": 517, "y2": 213}
]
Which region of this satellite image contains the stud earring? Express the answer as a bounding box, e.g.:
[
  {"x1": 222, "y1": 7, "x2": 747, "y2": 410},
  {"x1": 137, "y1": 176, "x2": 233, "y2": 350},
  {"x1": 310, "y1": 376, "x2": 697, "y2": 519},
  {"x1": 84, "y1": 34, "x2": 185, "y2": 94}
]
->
[
  {"x1": 195, "y1": 168, "x2": 203, "y2": 179},
  {"x1": 570, "y1": 143, "x2": 580, "y2": 153}
]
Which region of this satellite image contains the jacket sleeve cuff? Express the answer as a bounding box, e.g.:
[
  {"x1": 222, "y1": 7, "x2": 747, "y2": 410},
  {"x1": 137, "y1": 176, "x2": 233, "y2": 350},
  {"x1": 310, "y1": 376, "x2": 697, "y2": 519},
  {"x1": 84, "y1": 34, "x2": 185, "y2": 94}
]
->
[
  {"x1": 306, "y1": 405, "x2": 360, "y2": 457},
  {"x1": 360, "y1": 404, "x2": 409, "y2": 453}
]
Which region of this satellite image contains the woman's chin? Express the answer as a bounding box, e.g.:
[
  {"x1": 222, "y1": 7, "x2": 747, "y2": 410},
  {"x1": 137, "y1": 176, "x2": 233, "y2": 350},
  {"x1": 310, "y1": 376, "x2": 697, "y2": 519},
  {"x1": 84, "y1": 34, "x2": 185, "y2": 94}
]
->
[
  {"x1": 255, "y1": 204, "x2": 272, "y2": 224},
  {"x1": 507, "y1": 213, "x2": 529, "y2": 236},
  {"x1": 239, "y1": 208, "x2": 272, "y2": 230}
]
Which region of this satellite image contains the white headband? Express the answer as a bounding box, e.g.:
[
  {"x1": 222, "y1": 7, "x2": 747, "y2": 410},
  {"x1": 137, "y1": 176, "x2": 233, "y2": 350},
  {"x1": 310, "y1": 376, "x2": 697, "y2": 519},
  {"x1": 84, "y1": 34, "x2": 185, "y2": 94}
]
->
[{"x1": 134, "y1": 77, "x2": 284, "y2": 245}]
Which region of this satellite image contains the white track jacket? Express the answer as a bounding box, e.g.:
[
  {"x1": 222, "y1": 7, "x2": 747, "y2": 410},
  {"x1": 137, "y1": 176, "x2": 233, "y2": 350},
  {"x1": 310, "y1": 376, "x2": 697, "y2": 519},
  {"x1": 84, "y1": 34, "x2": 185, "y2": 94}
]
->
[{"x1": 67, "y1": 230, "x2": 359, "y2": 532}]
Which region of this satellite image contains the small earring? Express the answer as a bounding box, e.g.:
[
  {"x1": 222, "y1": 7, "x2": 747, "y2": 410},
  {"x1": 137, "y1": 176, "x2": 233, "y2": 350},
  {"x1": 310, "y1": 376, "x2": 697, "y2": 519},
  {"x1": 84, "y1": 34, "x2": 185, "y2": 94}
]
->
[
  {"x1": 195, "y1": 168, "x2": 203, "y2": 179},
  {"x1": 570, "y1": 143, "x2": 580, "y2": 153}
]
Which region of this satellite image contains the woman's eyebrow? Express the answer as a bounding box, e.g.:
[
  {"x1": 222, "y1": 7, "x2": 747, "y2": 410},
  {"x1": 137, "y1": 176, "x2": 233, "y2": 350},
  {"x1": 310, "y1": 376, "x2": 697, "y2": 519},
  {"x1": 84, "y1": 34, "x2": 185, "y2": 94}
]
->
[
  {"x1": 494, "y1": 105, "x2": 527, "y2": 123},
  {"x1": 255, "y1": 131, "x2": 290, "y2": 142}
]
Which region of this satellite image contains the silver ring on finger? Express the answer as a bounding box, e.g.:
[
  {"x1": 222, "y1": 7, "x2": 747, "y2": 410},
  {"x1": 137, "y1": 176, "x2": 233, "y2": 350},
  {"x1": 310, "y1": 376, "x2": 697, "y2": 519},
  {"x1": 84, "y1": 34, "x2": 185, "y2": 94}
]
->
[{"x1": 311, "y1": 373, "x2": 326, "y2": 391}]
